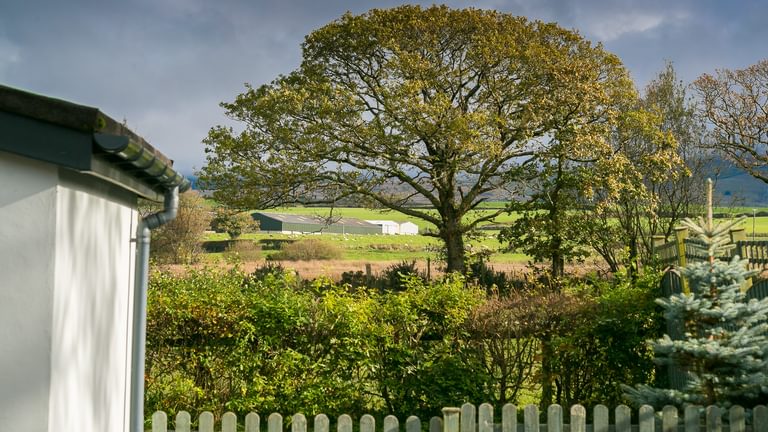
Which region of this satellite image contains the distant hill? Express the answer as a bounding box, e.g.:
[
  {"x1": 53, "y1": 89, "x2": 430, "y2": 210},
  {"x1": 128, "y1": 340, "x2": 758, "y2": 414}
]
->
[
  {"x1": 187, "y1": 159, "x2": 768, "y2": 206},
  {"x1": 710, "y1": 158, "x2": 768, "y2": 206}
]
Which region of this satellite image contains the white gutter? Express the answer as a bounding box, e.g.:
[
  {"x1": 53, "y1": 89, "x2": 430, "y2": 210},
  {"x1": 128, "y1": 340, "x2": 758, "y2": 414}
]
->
[{"x1": 130, "y1": 186, "x2": 179, "y2": 432}]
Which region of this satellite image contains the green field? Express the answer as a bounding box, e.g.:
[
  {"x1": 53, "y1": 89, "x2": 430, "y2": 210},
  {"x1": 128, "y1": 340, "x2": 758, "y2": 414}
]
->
[
  {"x1": 206, "y1": 230, "x2": 528, "y2": 263},
  {"x1": 249, "y1": 205, "x2": 768, "y2": 233},
  {"x1": 204, "y1": 205, "x2": 768, "y2": 264}
]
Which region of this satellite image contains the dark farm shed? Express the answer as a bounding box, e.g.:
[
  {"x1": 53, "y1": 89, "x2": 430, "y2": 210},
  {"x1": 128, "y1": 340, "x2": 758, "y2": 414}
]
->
[{"x1": 252, "y1": 212, "x2": 381, "y2": 235}]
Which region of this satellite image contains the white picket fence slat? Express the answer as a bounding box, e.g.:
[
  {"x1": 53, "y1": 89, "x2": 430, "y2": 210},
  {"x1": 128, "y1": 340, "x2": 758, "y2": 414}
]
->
[{"x1": 149, "y1": 403, "x2": 768, "y2": 432}]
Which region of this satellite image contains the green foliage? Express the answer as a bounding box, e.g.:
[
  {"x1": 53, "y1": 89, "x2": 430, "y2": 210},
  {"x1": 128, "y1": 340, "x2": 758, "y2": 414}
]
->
[
  {"x1": 499, "y1": 210, "x2": 594, "y2": 277},
  {"x1": 624, "y1": 217, "x2": 768, "y2": 408},
  {"x1": 267, "y1": 238, "x2": 342, "y2": 261},
  {"x1": 463, "y1": 270, "x2": 662, "y2": 408},
  {"x1": 211, "y1": 208, "x2": 258, "y2": 239},
  {"x1": 146, "y1": 267, "x2": 375, "y2": 416},
  {"x1": 641, "y1": 62, "x2": 709, "y2": 242},
  {"x1": 370, "y1": 274, "x2": 488, "y2": 418},
  {"x1": 547, "y1": 271, "x2": 663, "y2": 407},
  {"x1": 146, "y1": 268, "x2": 486, "y2": 419},
  {"x1": 380, "y1": 260, "x2": 426, "y2": 292},
  {"x1": 223, "y1": 239, "x2": 262, "y2": 262},
  {"x1": 144, "y1": 191, "x2": 212, "y2": 264},
  {"x1": 200, "y1": 5, "x2": 637, "y2": 272},
  {"x1": 466, "y1": 260, "x2": 513, "y2": 295}
]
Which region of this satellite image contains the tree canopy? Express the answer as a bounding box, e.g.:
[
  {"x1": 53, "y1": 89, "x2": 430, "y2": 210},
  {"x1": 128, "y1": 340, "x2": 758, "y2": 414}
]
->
[
  {"x1": 201, "y1": 5, "x2": 638, "y2": 272},
  {"x1": 695, "y1": 59, "x2": 768, "y2": 184}
]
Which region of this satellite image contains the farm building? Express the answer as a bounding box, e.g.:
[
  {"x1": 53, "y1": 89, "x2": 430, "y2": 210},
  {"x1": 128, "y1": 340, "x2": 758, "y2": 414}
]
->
[
  {"x1": 253, "y1": 212, "x2": 381, "y2": 234},
  {"x1": 366, "y1": 220, "x2": 420, "y2": 235},
  {"x1": 0, "y1": 85, "x2": 189, "y2": 432},
  {"x1": 399, "y1": 221, "x2": 419, "y2": 235},
  {"x1": 366, "y1": 219, "x2": 400, "y2": 234}
]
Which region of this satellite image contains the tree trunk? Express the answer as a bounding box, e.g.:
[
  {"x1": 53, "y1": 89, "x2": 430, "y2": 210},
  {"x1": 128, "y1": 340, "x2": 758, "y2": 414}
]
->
[
  {"x1": 550, "y1": 242, "x2": 565, "y2": 279},
  {"x1": 540, "y1": 334, "x2": 554, "y2": 409},
  {"x1": 443, "y1": 224, "x2": 466, "y2": 274},
  {"x1": 627, "y1": 235, "x2": 639, "y2": 281}
]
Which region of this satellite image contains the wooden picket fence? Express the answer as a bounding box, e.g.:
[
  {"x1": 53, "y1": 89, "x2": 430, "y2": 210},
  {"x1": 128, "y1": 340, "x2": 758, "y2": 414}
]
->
[{"x1": 150, "y1": 402, "x2": 768, "y2": 432}]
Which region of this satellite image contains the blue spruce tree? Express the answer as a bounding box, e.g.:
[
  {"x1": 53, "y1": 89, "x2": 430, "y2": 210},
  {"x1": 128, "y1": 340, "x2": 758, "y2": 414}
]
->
[{"x1": 624, "y1": 216, "x2": 768, "y2": 408}]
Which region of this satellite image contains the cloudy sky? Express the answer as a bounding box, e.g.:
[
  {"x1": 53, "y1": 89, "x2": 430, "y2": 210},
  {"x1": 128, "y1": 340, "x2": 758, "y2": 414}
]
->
[{"x1": 2, "y1": 0, "x2": 766, "y2": 174}]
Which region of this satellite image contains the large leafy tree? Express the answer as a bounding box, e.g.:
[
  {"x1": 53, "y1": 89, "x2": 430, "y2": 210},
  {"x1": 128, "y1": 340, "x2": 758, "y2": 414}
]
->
[
  {"x1": 694, "y1": 59, "x2": 768, "y2": 183},
  {"x1": 200, "y1": 5, "x2": 636, "y2": 272},
  {"x1": 501, "y1": 102, "x2": 677, "y2": 277},
  {"x1": 644, "y1": 62, "x2": 710, "y2": 238}
]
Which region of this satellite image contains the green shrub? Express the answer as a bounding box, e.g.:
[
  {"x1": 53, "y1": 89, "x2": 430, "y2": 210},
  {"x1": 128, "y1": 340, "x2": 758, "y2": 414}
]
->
[
  {"x1": 145, "y1": 268, "x2": 488, "y2": 420},
  {"x1": 467, "y1": 260, "x2": 512, "y2": 295},
  {"x1": 223, "y1": 239, "x2": 261, "y2": 261},
  {"x1": 144, "y1": 191, "x2": 211, "y2": 264},
  {"x1": 211, "y1": 208, "x2": 258, "y2": 239},
  {"x1": 380, "y1": 260, "x2": 425, "y2": 291},
  {"x1": 145, "y1": 266, "x2": 665, "y2": 419},
  {"x1": 545, "y1": 271, "x2": 664, "y2": 407},
  {"x1": 268, "y1": 238, "x2": 342, "y2": 261}
]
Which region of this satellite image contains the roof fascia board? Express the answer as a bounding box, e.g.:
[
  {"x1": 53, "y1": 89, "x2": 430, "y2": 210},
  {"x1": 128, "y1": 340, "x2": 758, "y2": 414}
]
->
[
  {"x1": 0, "y1": 110, "x2": 92, "y2": 170},
  {"x1": 87, "y1": 156, "x2": 164, "y2": 201}
]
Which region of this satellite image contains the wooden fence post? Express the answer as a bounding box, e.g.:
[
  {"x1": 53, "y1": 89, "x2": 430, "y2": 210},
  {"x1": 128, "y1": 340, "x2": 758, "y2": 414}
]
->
[
  {"x1": 175, "y1": 411, "x2": 191, "y2": 432},
  {"x1": 461, "y1": 403, "x2": 476, "y2": 432},
  {"x1": 662, "y1": 406, "x2": 677, "y2": 432},
  {"x1": 754, "y1": 405, "x2": 768, "y2": 431},
  {"x1": 268, "y1": 413, "x2": 283, "y2": 432},
  {"x1": 199, "y1": 412, "x2": 215, "y2": 432},
  {"x1": 616, "y1": 405, "x2": 631, "y2": 432},
  {"x1": 674, "y1": 227, "x2": 689, "y2": 293},
  {"x1": 730, "y1": 406, "x2": 745, "y2": 432},
  {"x1": 684, "y1": 405, "x2": 700, "y2": 432},
  {"x1": 360, "y1": 414, "x2": 375, "y2": 432},
  {"x1": 222, "y1": 412, "x2": 237, "y2": 432},
  {"x1": 406, "y1": 416, "x2": 421, "y2": 432},
  {"x1": 384, "y1": 415, "x2": 399, "y2": 432},
  {"x1": 315, "y1": 414, "x2": 330, "y2": 432},
  {"x1": 548, "y1": 404, "x2": 563, "y2": 432},
  {"x1": 730, "y1": 227, "x2": 754, "y2": 291},
  {"x1": 502, "y1": 404, "x2": 517, "y2": 432},
  {"x1": 570, "y1": 405, "x2": 586, "y2": 432},
  {"x1": 730, "y1": 227, "x2": 747, "y2": 244},
  {"x1": 292, "y1": 414, "x2": 307, "y2": 432},
  {"x1": 639, "y1": 405, "x2": 654, "y2": 432},
  {"x1": 338, "y1": 414, "x2": 353, "y2": 432},
  {"x1": 442, "y1": 407, "x2": 461, "y2": 432},
  {"x1": 430, "y1": 417, "x2": 443, "y2": 432},
  {"x1": 652, "y1": 235, "x2": 667, "y2": 255},
  {"x1": 674, "y1": 226, "x2": 689, "y2": 267},
  {"x1": 594, "y1": 405, "x2": 609, "y2": 432},
  {"x1": 245, "y1": 413, "x2": 260, "y2": 432},
  {"x1": 706, "y1": 406, "x2": 721, "y2": 431},
  {"x1": 478, "y1": 403, "x2": 493, "y2": 432},
  {"x1": 152, "y1": 411, "x2": 167, "y2": 432},
  {"x1": 523, "y1": 405, "x2": 539, "y2": 432}
]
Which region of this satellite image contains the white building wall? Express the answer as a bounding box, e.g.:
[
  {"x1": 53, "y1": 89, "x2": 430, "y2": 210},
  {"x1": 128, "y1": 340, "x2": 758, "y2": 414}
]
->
[
  {"x1": 49, "y1": 169, "x2": 137, "y2": 432},
  {"x1": 399, "y1": 222, "x2": 419, "y2": 235},
  {"x1": 0, "y1": 153, "x2": 58, "y2": 432},
  {"x1": 365, "y1": 220, "x2": 400, "y2": 235},
  {"x1": 0, "y1": 152, "x2": 139, "y2": 432}
]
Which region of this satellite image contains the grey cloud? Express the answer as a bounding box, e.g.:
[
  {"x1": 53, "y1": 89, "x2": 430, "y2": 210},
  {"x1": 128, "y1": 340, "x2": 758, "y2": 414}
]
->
[{"x1": 1, "y1": 0, "x2": 767, "y2": 173}]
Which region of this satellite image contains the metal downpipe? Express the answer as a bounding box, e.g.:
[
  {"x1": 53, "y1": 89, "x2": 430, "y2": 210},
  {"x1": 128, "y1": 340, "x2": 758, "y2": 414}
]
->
[{"x1": 130, "y1": 187, "x2": 179, "y2": 432}]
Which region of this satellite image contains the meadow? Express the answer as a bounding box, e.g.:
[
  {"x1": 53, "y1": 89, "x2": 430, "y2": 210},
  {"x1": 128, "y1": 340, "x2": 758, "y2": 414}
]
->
[{"x1": 203, "y1": 205, "x2": 768, "y2": 270}]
